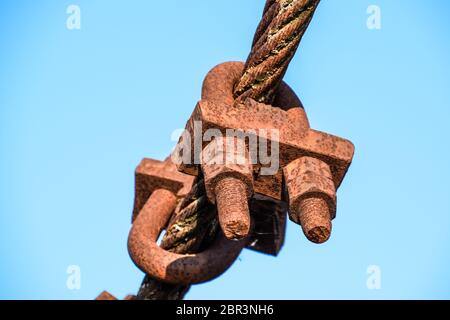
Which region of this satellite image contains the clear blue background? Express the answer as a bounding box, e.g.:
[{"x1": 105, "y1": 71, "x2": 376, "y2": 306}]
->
[{"x1": 1, "y1": 0, "x2": 449, "y2": 300}]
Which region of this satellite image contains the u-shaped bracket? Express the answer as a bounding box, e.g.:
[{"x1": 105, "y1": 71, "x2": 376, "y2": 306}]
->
[{"x1": 128, "y1": 188, "x2": 246, "y2": 285}]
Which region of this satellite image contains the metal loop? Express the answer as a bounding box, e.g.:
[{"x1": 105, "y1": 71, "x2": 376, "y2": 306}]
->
[{"x1": 128, "y1": 188, "x2": 246, "y2": 285}]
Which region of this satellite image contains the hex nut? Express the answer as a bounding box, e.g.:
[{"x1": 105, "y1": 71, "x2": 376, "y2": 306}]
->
[{"x1": 201, "y1": 136, "x2": 254, "y2": 203}]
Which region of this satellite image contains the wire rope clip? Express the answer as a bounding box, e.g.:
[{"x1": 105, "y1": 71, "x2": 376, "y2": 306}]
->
[{"x1": 174, "y1": 61, "x2": 355, "y2": 245}]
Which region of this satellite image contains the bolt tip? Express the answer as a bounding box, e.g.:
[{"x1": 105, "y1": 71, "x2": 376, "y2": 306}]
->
[
  {"x1": 215, "y1": 177, "x2": 252, "y2": 241},
  {"x1": 223, "y1": 220, "x2": 251, "y2": 241},
  {"x1": 305, "y1": 226, "x2": 331, "y2": 244},
  {"x1": 298, "y1": 196, "x2": 332, "y2": 244}
]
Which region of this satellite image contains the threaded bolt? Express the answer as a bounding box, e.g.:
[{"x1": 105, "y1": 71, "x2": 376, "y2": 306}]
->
[
  {"x1": 215, "y1": 177, "x2": 251, "y2": 241},
  {"x1": 298, "y1": 196, "x2": 332, "y2": 244}
]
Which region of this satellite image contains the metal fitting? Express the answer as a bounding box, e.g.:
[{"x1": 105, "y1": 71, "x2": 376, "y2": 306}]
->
[
  {"x1": 128, "y1": 188, "x2": 246, "y2": 285},
  {"x1": 132, "y1": 157, "x2": 194, "y2": 222},
  {"x1": 175, "y1": 61, "x2": 354, "y2": 245},
  {"x1": 284, "y1": 157, "x2": 336, "y2": 243},
  {"x1": 127, "y1": 157, "x2": 246, "y2": 285},
  {"x1": 202, "y1": 136, "x2": 254, "y2": 240}
]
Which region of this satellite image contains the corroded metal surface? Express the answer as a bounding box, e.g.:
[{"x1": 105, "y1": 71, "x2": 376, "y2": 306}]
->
[
  {"x1": 298, "y1": 197, "x2": 331, "y2": 243},
  {"x1": 235, "y1": 0, "x2": 321, "y2": 104},
  {"x1": 284, "y1": 156, "x2": 336, "y2": 243},
  {"x1": 137, "y1": 178, "x2": 216, "y2": 300},
  {"x1": 175, "y1": 61, "x2": 354, "y2": 244},
  {"x1": 202, "y1": 136, "x2": 254, "y2": 240},
  {"x1": 176, "y1": 62, "x2": 354, "y2": 196},
  {"x1": 128, "y1": 188, "x2": 246, "y2": 284},
  {"x1": 128, "y1": 157, "x2": 248, "y2": 284},
  {"x1": 125, "y1": 59, "x2": 353, "y2": 291},
  {"x1": 176, "y1": 61, "x2": 309, "y2": 198},
  {"x1": 132, "y1": 158, "x2": 194, "y2": 222},
  {"x1": 284, "y1": 157, "x2": 336, "y2": 220},
  {"x1": 215, "y1": 177, "x2": 251, "y2": 240}
]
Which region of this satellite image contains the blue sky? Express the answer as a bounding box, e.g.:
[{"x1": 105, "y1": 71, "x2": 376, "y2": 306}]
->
[{"x1": 0, "y1": 0, "x2": 449, "y2": 300}]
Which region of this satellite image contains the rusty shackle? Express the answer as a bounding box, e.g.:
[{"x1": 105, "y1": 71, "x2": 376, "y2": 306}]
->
[
  {"x1": 128, "y1": 188, "x2": 246, "y2": 284},
  {"x1": 127, "y1": 158, "x2": 246, "y2": 285}
]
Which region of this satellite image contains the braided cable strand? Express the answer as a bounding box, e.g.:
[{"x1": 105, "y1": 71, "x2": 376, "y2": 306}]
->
[
  {"x1": 234, "y1": 0, "x2": 321, "y2": 104},
  {"x1": 137, "y1": 0, "x2": 320, "y2": 300}
]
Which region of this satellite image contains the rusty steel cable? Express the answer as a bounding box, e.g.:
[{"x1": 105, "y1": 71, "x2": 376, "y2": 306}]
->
[
  {"x1": 235, "y1": 0, "x2": 321, "y2": 104},
  {"x1": 137, "y1": 0, "x2": 321, "y2": 300}
]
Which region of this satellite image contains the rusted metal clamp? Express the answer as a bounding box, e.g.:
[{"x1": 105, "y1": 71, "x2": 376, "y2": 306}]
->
[
  {"x1": 127, "y1": 158, "x2": 246, "y2": 285},
  {"x1": 174, "y1": 61, "x2": 354, "y2": 244}
]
